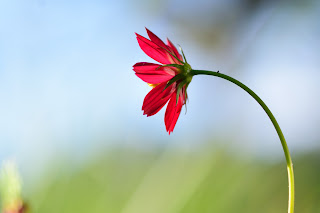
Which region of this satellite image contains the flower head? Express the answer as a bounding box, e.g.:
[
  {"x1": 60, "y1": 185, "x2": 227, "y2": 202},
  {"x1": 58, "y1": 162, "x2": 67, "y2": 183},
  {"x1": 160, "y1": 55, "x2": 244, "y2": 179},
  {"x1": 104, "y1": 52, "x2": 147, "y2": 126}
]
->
[{"x1": 133, "y1": 28, "x2": 193, "y2": 134}]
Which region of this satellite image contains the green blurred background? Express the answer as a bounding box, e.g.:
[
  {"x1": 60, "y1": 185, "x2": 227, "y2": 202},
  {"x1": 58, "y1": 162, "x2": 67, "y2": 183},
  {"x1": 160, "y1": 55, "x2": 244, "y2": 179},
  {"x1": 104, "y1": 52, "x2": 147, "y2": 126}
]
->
[
  {"x1": 27, "y1": 147, "x2": 320, "y2": 213},
  {"x1": 1, "y1": 0, "x2": 320, "y2": 212}
]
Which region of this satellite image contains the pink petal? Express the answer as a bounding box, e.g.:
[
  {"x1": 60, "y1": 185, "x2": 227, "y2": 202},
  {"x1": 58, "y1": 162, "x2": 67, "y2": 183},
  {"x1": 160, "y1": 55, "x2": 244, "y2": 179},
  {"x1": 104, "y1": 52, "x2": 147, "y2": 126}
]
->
[
  {"x1": 142, "y1": 82, "x2": 175, "y2": 116},
  {"x1": 145, "y1": 29, "x2": 179, "y2": 64},
  {"x1": 133, "y1": 62, "x2": 175, "y2": 84},
  {"x1": 167, "y1": 38, "x2": 183, "y2": 61},
  {"x1": 133, "y1": 62, "x2": 161, "y2": 71},
  {"x1": 135, "y1": 74, "x2": 171, "y2": 84},
  {"x1": 136, "y1": 33, "x2": 171, "y2": 64},
  {"x1": 146, "y1": 28, "x2": 168, "y2": 51},
  {"x1": 165, "y1": 90, "x2": 183, "y2": 134}
]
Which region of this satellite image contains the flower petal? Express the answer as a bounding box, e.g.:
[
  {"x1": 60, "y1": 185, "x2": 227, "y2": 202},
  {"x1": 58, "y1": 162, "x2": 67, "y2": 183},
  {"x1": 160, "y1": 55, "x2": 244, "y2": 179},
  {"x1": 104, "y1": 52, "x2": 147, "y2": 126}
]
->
[
  {"x1": 145, "y1": 28, "x2": 180, "y2": 64},
  {"x1": 164, "y1": 89, "x2": 184, "y2": 134},
  {"x1": 146, "y1": 28, "x2": 168, "y2": 51},
  {"x1": 133, "y1": 62, "x2": 175, "y2": 84},
  {"x1": 136, "y1": 33, "x2": 171, "y2": 64},
  {"x1": 142, "y1": 82, "x2": 175, "y2": 117}
]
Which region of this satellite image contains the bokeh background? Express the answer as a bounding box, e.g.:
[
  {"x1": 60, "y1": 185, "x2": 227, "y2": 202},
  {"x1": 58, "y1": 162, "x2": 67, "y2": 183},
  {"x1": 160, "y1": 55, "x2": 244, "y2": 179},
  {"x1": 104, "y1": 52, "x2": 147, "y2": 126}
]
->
[{"x1": 0, "y1": 0, "x2": 320, "y2": 212}]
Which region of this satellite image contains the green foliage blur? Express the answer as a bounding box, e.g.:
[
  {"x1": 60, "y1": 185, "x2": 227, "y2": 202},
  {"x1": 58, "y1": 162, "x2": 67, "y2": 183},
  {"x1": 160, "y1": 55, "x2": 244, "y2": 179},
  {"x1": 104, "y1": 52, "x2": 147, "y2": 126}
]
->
[{"x1": 24, "y1": 146, "x2": 320, "y2": 213}]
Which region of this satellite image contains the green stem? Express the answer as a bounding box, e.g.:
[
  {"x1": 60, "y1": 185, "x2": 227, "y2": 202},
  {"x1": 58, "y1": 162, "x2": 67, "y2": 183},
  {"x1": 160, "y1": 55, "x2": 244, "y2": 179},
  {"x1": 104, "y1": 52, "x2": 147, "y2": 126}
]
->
[{"x1": 190, "y1": 70, "x2": 295, "y2": 213}]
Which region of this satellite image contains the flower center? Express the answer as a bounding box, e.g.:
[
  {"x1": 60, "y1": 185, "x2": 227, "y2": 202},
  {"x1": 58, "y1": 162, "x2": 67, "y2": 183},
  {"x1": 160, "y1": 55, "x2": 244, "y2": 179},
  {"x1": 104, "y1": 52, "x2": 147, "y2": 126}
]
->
[{"x1": 148, "y1": 83, "x2": 160, "y2": 88}]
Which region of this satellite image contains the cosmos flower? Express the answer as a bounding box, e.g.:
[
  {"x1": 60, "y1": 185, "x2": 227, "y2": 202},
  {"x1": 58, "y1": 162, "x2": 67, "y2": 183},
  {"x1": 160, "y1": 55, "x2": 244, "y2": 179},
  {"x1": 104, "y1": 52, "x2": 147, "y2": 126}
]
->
[
  {"x1": 133, "y1": 29, "x2": 295, "y2": 213},
  {"x1": 133, "y1": 28, "x2": 192, "y2": 134}
]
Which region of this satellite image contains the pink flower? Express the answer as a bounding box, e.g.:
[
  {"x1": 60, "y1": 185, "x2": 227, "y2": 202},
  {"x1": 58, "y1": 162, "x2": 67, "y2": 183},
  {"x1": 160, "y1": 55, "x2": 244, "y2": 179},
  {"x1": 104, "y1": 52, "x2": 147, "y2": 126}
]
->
[{"x1": 133, "y1": 28, "x2": 192, "y2": 134}]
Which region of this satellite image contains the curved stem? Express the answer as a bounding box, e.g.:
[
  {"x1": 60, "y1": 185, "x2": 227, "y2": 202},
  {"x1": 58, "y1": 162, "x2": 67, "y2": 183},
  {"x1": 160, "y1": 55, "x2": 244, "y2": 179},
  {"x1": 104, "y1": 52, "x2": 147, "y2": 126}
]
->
[{"x1": 190, "y1": 70, "x2": 294, "y2": 213}]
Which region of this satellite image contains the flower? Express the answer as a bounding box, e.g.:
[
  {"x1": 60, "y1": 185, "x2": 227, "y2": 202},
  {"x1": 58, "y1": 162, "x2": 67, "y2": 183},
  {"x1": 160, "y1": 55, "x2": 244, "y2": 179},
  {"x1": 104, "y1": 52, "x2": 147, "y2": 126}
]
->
[{"x1": 133, "y1": 28, "x2": 192, "y2": 134}]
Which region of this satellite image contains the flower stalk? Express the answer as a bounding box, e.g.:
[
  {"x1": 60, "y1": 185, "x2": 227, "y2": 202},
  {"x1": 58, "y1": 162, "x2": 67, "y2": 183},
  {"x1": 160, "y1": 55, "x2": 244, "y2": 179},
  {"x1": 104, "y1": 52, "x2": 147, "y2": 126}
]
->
[{"x1": 190, "y1": 69, "x2": 295, "y2": 213}]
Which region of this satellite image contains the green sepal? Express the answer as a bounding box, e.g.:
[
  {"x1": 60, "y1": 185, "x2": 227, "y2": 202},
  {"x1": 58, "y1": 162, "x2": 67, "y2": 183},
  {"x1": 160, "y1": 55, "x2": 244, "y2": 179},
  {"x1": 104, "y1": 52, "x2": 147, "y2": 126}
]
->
[
  {"x1": 164, "y1": 74, "x2": 185, "y2": 90},
  {"x1": 178, "y1": 45, "x2": 188, "y2": 63},
  {"x1": 159, "y1": 46, "x2": 185, "y2": 64},
  {"x1": 183, "y1": 82, "x2": 190, "y2": 112},
  {"x1": 184, "y1": 82, "x2": 190, "y2": 101},
  {"x1": 175, "y1": 80, "x2": 187, "y2": 105},
  {"x1": 156, "y1": 64, "x2": 184, "y2": 70}
]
